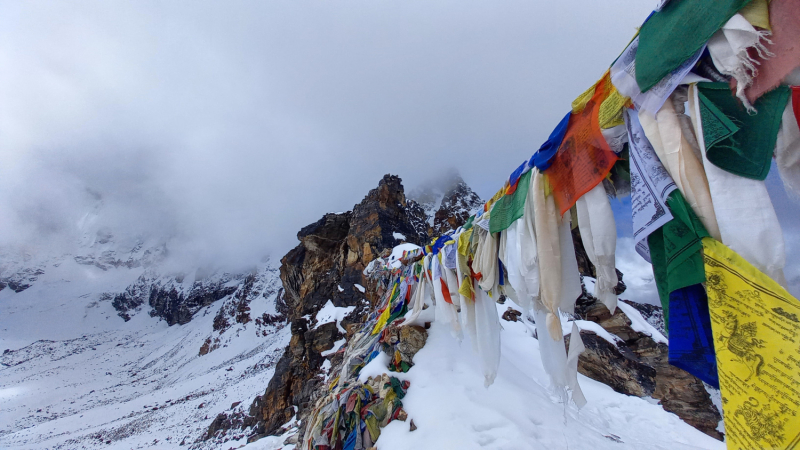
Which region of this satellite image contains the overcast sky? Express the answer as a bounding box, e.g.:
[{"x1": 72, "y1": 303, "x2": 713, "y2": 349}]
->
[{"x1": 5, "y1": 0, "x2": 792, "y2": 284}]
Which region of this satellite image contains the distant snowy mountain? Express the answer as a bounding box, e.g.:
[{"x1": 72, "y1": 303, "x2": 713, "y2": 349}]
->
[
  {"x1": 408, "y1": 170, "x2": 483, "y2": 237},
  {"x1": 0, "y1": 192, "x2": 293, "y2": 449},
  {"x1": 0, "y1": 251, "x2": 289, "y2": 449}
]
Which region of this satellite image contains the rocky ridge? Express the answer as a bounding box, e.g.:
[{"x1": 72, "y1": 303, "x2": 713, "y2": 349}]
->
[
  {"x1": 243, "y1": 175, "x2": 428, "y2": 441},
  {"x1": 209, "y1": 173, "x2": 722, "y2": 448}
]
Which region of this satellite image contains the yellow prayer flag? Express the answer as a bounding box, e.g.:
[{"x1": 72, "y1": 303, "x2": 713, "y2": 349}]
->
[
  {"x1": 372, "y1": 283, "x2": 397, "y2": 335},
  {"x1": 702, "y1": 237, "x2": 800, "y2": 449}
]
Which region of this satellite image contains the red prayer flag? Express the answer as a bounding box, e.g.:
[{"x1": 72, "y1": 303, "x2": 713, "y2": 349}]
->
[
  {"x1": 505, "y1": 178, "x2": 520, "y2": 195},
  {"x1": 793, "y1": 86, "x2": 800, "y2": 130}
]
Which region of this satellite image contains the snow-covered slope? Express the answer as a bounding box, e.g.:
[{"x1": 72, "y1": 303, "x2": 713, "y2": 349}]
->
[
  {"x1": 376, "y1": 301, "x2": 723, "y2": 450},
  {"x1": 240, "y1": 299, "x2": 725, "y2": 450},
  {"x1": 0, "y1": 256, "x2": 289, "y2": 450}
]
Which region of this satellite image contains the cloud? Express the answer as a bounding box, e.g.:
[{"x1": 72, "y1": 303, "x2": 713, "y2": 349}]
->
[{"x1": 0, "y1": 1, "x2": 661, "y2": 265}]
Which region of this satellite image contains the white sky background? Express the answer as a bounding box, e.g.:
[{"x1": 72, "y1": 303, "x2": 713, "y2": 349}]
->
[{"x1": 4, "y1": 0, "x2": 791, "y2": 281}]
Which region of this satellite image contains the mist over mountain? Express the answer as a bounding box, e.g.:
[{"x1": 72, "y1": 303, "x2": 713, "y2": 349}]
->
[{"x1": 0, "y1": 0, "x2": 654, "y2": 269}]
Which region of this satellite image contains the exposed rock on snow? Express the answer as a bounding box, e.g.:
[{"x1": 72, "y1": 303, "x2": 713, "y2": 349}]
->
[
  {"x1": 379, "y1": 323, "x2": 428, "y2": 371},
  {"x1": 572, "y1": 288, "x2": 722, "y2": 439}
]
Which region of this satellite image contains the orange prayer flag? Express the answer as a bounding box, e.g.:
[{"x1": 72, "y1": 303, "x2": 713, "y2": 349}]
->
[
  {"x1": 546, "y1": 73, "x2": 618, "y2": 215},
  {"x1": 440, "y1": 278, "x2": 453, "y2": 304}
]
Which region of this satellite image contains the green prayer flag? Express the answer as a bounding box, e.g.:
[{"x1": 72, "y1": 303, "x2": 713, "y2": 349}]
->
[
  {"x1": 488, "y1": 170, "x2": 532, "y2": 234},
  {"x1": 697, "y1": 82, "x2": 790, "y2": 180},
  {"x1": 636, "y1": 0, "x2": 751, "y2": 92},
  {"x1": 648, "y1": 190, "x2": 710, "y2": 327},
  {"x1": 462, "y1": 214, "x2": 475, "y2": 231}
]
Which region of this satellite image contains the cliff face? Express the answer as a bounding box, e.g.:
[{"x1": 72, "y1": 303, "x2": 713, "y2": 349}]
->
[{"x1": 246, "y1": 175, "x2": 427, "y2": 439}]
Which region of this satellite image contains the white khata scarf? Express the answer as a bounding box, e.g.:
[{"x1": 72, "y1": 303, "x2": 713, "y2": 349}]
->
[
  {"x1": 575, "y1": 182, "x2": 619, "y2": 313},
  {"x1": 707, "y1": 13, "x2": 774, "y2": 112},
  {"x1": 532, "y1": 169, "x2": 564, "y2": 341}
]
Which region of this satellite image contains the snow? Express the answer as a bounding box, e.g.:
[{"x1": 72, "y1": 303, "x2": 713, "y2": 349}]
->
[
  {"x1": 388, "y1": 243, "x2": 421, "y2": 268},
  {"x1": 616, "y1": 301, "x2": 668, "y2": 344},
  {"x1": 354, "y1": 283, "x2": 366, "y2": 293},
  {"x1": 571, "y1": 320, "x2": 622, "y2": 346},
  {"x1": 583, "y1": 276, "x2": 597, "y2": 297},
  {"x1": 313, "y1": 300, "x2": 355, "y2": 333},
  {"x1": 615, "y1": 237, "x2": 661, "y2": 306},
  {"x1": 321, "y1": 338, "x2": 346, "y2": 357},
  {"x1": 0, "y1": 257, "x2": 290, "y2": 450},
  {"x1": 375, "y1": 304, "x2": 725, "y2": 450},
  {"x1": 393, "y1": 232, "x2": 407, "y2": 241},
  {"x1": 357, "y1": 351, "x2": 392, "y2": 383},
  {"x1": 337, "y1": 285, "x2": 344, "y2": 292}
]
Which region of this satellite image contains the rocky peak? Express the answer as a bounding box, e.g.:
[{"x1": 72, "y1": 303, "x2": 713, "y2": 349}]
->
[
  {"x1": 243, "y1": 174, "x2": 427, "y2": 440},
  {"x1": 432, "y1": 177, "x2": 483, "y2": 236},
  {"x1": 407, "y1": 170, "x2": 483, "y2": 237}
]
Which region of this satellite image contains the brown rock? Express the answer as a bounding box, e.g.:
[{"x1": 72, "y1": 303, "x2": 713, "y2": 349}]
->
[
  {"x1": 501, "y1": 307, "x2": 522, "y2": 322},
  {"x1": 572, "y1": 294, "x2": 722, "y2": 440},
  {"x1": 379, "y1": 323, "x2": 428, "y2": 370}
]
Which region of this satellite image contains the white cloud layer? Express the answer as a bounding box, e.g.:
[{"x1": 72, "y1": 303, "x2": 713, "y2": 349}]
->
[{"x1": 0, "y1": 0, "x2": 653, "y2": 266}]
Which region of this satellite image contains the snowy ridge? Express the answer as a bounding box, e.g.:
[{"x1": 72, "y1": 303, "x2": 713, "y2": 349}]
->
[{"x1": 374, "y1": 301, "x2": 723, "y2": 450}]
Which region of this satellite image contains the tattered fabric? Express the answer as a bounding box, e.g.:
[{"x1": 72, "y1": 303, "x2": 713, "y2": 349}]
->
[
  {"x1": 697, "y1": 82, "x2": 790, "y2": 180},
  {"x1": 508, "y1": 160, "x2": 528, "y2": 188},
  {"x1": 638, "y1": 91, "x2": 721, "y2": 240},
  {"x1": 572, "y1": 72, "x2": 629, "y2": 128},
  {"x1": 611, "y1": 35, "x2": 705, "y2": 116},
  {"x1": 472, "y1": 227, "x2": 499, "y2": 292},
  {"x1": 625, "y1": 109, "x2": 677, "y2": 262},
  {"x1": 667, "y1": 284, "x2": 719, "y2": 388},
  {"x1": 743, "y1": 0, "x2": 800, "y2": 104},
  {"x1": 707, "y1": 14, "x2": 773, "y2": 109},
  {"x1": 635, "y1": 0, "x2": 751, "y2": 92},
  {"x1": 474, "y1": 287, "x2": 501, "y2": 387},
  {"x1": 532, "y1": 169, "x2": 564, "y2": 340},
  {"x1": 776, "y1": 94, "x2": 800, "y2": 199},
  {"x1": 575, "y1": 182, "x2": 619, "y2": 313},
  {"x1": 648, "y1": 190, "x2": 709, "y2": 327},
  {"x1": 557, "y1": 210, "x2": 582, "y2": 315}
]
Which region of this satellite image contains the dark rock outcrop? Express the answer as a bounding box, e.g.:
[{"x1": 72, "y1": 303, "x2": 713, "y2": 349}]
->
[
  {"x1": 621, "y1": 298, "x2": 666, "y2": 335},
  {"x1": 0, "y1": 266, "x2": 45, "y2": 293},
  {"x1": 572, "y1": 291, "x2": 722, "y2": 440},
  {"x1": 111, "y1": 270, "x2": 241, "y2": 325},
  {"x1": 234, "y1": 171, "x2": 722, "y2": 445},
  {"x1": 570, "y1": 229, "x2": 722, "y2": 440},
  {"x1": 243, "y1": 174, "x2": 427, "y2": 440},
  {"x1": 431, "y1": 178, "x2": 483, "y2": 236}
]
